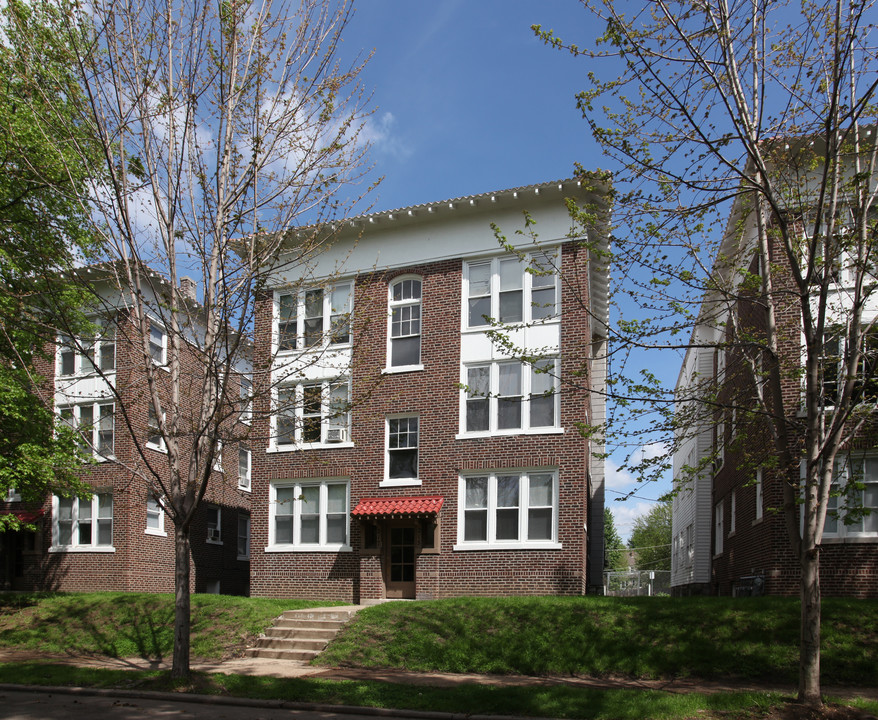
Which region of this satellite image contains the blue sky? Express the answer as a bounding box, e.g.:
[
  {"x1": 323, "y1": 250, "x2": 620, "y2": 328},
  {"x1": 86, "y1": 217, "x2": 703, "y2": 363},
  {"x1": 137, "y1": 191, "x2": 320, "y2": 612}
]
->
[{"x1": 340, "y1": 1, "x2": 672, "y2": 542}]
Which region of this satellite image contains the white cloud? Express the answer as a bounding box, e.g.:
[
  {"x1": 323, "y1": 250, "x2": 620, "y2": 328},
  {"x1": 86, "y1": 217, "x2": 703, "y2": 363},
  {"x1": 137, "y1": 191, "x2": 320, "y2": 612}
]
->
[
  {"x1": 608, "y1": 499, "x2": 653, "y2": 544},
  {"x1": 361, "y1": 112, "x2": 412, "y2": 161}
]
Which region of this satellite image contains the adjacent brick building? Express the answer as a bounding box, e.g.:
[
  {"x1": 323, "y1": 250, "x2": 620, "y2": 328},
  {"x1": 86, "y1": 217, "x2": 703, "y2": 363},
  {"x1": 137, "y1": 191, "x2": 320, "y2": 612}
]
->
[
  {"x1": 671, "y1": 170, "x2": 878, "y2": 599},
  {"x1": 249, "y1": 179, "x2": 610, "y2": 601},
  {"x1": 0, "y1": 267, "x2": 252, "y2": 594}
]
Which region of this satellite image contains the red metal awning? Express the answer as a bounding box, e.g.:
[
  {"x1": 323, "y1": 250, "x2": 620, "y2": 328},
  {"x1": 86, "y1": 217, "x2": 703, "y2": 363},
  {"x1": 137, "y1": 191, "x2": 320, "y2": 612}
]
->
[
  {"x1": 351, "y1": 495, "x2": 444, "y2": 519},
  {"x1": 3, "y1": 509, "x2": 44, "y2": 523}
]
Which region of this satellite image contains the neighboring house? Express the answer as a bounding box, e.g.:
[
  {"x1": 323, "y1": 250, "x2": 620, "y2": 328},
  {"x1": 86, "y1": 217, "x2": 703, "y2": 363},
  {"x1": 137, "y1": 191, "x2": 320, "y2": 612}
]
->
[
  {"x1": 0, "y1": 267, "x2": 252, "y2": 594},
  {"x1": 671, "y1": 158, "x2": 878, "y2": 598},
  {"x1": 249, "y1": 178, "x2": 610, "y2": 601}
]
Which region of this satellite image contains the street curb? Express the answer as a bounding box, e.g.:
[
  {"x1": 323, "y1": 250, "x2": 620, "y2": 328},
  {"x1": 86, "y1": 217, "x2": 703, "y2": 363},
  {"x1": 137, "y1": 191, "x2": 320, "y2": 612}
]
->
[{"x1": 0, "y1": 683, "x2": 542, "y2": 720}]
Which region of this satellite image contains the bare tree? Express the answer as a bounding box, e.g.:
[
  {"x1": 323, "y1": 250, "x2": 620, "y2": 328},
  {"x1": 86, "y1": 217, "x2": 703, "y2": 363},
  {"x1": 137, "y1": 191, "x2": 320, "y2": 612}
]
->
[
  {"x1": 13, "y1": 0, "x2": 373, "y2": 678},
  {"x1": 534, "y1": 0, "x2": 877, "y2": 705}
]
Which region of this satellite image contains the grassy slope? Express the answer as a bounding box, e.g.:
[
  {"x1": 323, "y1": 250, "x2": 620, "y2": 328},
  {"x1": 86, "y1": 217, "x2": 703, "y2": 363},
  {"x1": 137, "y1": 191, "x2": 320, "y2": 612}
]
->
[
  {"x1": 318, "y1": 596, "x2": 878, "y2": 685},
  {"x1": 0, "y1": 592, "x2": 340, "y2": 660}
]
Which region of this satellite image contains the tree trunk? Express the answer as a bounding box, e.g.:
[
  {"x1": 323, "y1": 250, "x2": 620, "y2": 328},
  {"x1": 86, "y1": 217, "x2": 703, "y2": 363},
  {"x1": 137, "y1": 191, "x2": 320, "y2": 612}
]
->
[
  {"x1": 799, "y1": 546, "x2": 822, "y2": 706},
  {"x1": 171, "y1": 524, "x2": 191, "y2": 679}
]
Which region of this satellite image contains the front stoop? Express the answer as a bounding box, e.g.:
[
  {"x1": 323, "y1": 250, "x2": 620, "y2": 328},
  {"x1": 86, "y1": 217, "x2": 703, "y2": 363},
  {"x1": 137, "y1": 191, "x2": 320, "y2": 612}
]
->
[{"x1": 245, "y1": 607, "x2": 358, "y2": 662}]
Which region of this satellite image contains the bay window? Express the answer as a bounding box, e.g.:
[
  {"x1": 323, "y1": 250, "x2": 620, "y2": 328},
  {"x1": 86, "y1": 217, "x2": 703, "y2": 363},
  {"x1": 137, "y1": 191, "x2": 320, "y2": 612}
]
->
[
  {"x1": 58, "y1": 403, "x2": 114, "y2": 459},
  {"x1": 52, "y1": 493, "x2": 113, "y2": 550},
  {"x1": 274, "y1": 379, "x2": 350, "y2": 448}
]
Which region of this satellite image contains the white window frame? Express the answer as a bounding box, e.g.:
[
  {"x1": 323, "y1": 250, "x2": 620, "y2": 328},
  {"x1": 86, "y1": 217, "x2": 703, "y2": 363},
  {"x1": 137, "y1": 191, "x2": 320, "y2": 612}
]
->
[
  {"x1": 454, "y1": 470, "x2": 561, "y2": 551},
  {"x1": 213, "y1": 441, "x2": 223, "y2": 472},
  {"x1": 714, "y1": 499, "x2": 724, "y2": 556},
  {"x1": 271, "y1": 378, "x2": 351, "y2": 450},
  {"x1": 821, "y1": 454, "x2": 878, "y2": 540},
  {"x1": 50, "y1": 493, "x2": 114, "y2": 552},
  {"x1": 755, "y1": 468, "x2": 764, "y2": 521},
  {"x1": 146, "y1": 406, "x2": 166, "y2": 452},
  {"x1": 459, "y1": 359, "x2": 560, "y2": 437},
  {"x1": 6, "y1": 487, "x2": 21, "y2": 502},
  {"x1": 462, "y1": 250, "x2": 560, "y2": 330},
  {"x1": 274, "y1": 282, "x2": 353, "y2": 353},
  {"x1": 385, "y1": 275, "x2": 423, "y2": 373},
  {"x1": 239, "y1": 373, "x2": 252, "y2": 424},
  {"x1": 57, "y1": 319, "x2": 116, "y2": 378},
  {"x1": 149, "y1": 322, "x2": 167, "y2": 367},
  {"x1": 146, "y1": 495, "x2": 166, "y2": 536},
  {"x1": 729, "y1": 489, "x2": 736, "y2": 534},
  {"x1": 267, "y1": 479, "x2": 351, "y2": 552},
  {"x1": 238, "y1": 447, "x2": 251, "y2": 491},
  {"x1": 237, "y1": 513, "x2": 251, "y2": 560},
  {"x1": 58, "y1": 402, "x2": 115, "y2": 460},
  {"x1": 382, "y1": 414, "x2": 420, "y2": 487},
  {"x1": 206, "y1": 504, "x2": 222, "y2": 544}
]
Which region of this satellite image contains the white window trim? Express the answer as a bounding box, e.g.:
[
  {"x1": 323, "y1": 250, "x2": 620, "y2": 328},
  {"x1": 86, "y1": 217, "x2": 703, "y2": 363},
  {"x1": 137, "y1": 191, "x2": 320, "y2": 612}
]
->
[
  {"x1": 819, "y1": 454, "x2": 878, "y2": 541},
  {"x1": 56, "y1": 320, "x2": 117, "y2": 378},
  {"x1": 382, "y1": 413, "x2": 421, "y2": 487},
  {"x1": 729, "y1": 489, "x2": 736, "y2": 535},
  {"x1": 206, "y1": 504, "x2": 223, "y2": 544},
  {"x1": 146, "y1": 407, "x2": 167, "y2": 453},
  {"x1": 457, "y1": 359, "x2": 562, "y2": 438},
  {"x1": 145, "y1": 495, "x2": 167, "y2": 537},
  {"x1": 714, "y1": 499, "x2": 724, "y2": 556},
  {"x1": 269, "y1": 379, "x2": 353, "y2": 451},
  {"x1": 239, "y1": 373, "x2": 252, "y2": 425},
  {"x1": 238, "y1": 447, "x2": 252, "y2": 492},
  {"x1": 50, "y1": 493, "x2": 115, "y2": 552},
  {"x1": 453, "y1": 469, "x2": 562, "y2": 551},
  {"x1": 213, "y1": 440, "x2": 223, "y2": 472},
  {"x1": 273, "y1": 282, "x2": 353, "y2": 355},
  {"x1": 6, "y1": 487, "x2": 21, "y2": 502},
  {"x1": 266, "y1": 479, "x2": 351, "y2": 552},
  {"x1": 237, "y1": 514, "x2": 251, "y2": 560},
  {"x1": 461, "y1": 250, "x2": 561, "y2": 332},
  {"x1": 149, "y1": 321, "x2": 168, "y2": 368},
  {"x1": 57, "y1": 402, "x2": 116, "y2": 461},
  {"x1": 754, "y1": 468, "x2": 764, "y2": 522},
  {"x1": 385, "y1": 275, "x2": 424, "y2": 373}
]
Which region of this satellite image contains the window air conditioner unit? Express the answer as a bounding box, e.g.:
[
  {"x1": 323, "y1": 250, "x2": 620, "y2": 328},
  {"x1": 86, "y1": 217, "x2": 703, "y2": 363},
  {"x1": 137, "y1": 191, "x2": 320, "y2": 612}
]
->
[
  {"x1": 326, "y1": 428, "x2": 347, "y2": 443},
  {"x1": 207, "y1": 528, "x2": 220, "y2": 541}
]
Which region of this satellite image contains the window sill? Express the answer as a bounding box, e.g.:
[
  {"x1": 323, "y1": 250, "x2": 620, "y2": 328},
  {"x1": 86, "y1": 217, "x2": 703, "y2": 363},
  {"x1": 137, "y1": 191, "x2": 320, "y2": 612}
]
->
[
  {"x1": 379, "y1": 478, "x2": 422, "y2": 488},
  {"x1": 206, "y1": 539, "x2": 223, "y2": 546},
  {"x1": 275, "y1": 343, "x2": 352, "y2": 358},
  {"x1": 462, "y1": 318, "x2": 560, "y2": 334},
  {"x1": 146, "y1": 443, "x2": 167, "y2": 454},
  {"x1": 456, "y1": 427, "x2": 564, "y2": 440},
  {"x1": 265, "y1": 544, "x2": 352, "y2": 553},
  {"x1": 382, "y1": 364, "x2": 424, "y2": 375},
  {"x1": 237, "y1": 554, "x2": 250, "y2": 562},
  {"x1": 49, "y1": 545, "x2": 116, "y2": 553},
  {"x1": 820, "y1": 535, "x2": 878, "y2": 544},
  {"x1": 453, "y1": 541, "x2": 562, "y2": 551},
  {"x1": 712, "y1": 553, "x2": 723, "y2": 559},
  {"x1": 267, "y1": 441, "x2": 355, "y2": 453},
  {"x1": 237, "y1": 484, "x2": 252, "y2": 493},
  {"x1": 145, "y1": 528, "x2": 167, "y2": 537},
  {"x1": 752, "y1": 516, "x2": 764, "y2": 526}
]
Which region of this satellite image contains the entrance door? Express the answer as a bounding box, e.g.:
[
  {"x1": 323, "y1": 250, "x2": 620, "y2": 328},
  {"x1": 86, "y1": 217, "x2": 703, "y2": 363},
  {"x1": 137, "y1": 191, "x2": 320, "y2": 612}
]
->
[{"x1": 385, "y1": 525, "x2": 416, "y2": 598}]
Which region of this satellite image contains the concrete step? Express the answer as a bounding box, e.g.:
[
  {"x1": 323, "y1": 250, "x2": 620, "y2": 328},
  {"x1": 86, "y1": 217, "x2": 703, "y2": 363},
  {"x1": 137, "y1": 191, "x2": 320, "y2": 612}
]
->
[
  {"x1": 262, "y1": 627, "x2": 337, "y2": 641},
  {"x1": 273, "y1": 618, "x2": 347, "y2": 631},
  {"x1": 252, "y1": 637, "x2": 328, "y2": 651},
  {"x1": 281, "y1": 609, "x2": 357, "y2": 622},
  {"x1": 245, "y1": 647, "x2": 319, "y2": 661}
]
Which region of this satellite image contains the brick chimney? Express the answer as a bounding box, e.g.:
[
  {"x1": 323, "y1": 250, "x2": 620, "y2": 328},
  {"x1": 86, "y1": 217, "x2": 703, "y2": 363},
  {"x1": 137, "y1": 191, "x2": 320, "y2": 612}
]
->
[{"x1": 179, "y1": 276, "x2": 198, "y2": 302}]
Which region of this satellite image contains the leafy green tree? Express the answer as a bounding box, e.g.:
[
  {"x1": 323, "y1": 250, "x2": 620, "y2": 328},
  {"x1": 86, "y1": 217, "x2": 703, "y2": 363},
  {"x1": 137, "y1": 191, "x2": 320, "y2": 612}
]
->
[
  {"x1": 603, "y1": 507, "x2": 626, "y2": 571},
  {"x1": 628, "y1": 501, "x2": 672, "y2": 573},
  {"x1": 0, "y1": 0, "x2": 100, "y2": 521}
]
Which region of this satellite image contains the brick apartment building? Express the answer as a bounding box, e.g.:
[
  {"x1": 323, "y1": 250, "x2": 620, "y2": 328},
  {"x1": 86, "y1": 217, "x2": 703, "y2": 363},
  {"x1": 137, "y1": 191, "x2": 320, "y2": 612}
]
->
[
  {"x1": 0, "y1": 266, "x2": 252, "y2": 594},
  {"x1": 671, "y1": 158, "x2": 878, "y2": 598},
  {"x1": 249, "y1": 179, "x2": 610, "y2": 601}
]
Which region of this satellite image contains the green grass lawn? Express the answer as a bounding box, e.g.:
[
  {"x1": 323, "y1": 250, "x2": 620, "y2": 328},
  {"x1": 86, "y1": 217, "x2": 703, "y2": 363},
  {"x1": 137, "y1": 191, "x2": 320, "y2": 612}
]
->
[
  {"x1": 0, "y1": 592, "x2": 341, "y2": 660},
  {"x1": 318, "y1": 595, "x2": 878, "y2": 686}
]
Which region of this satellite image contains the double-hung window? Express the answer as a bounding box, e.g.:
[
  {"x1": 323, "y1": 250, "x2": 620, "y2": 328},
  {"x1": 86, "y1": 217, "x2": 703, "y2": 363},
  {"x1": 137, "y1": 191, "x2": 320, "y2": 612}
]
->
[
  {"x1": 269, "y1": 479, "x2": 349, "y2": 550},
  {"x1": 819, "y1": 328, "x2": 878, "y2": 405},
  {"x1": 239, "y1": 374, "x2": 252, "y2": 424},
  {"x1": 149, "y1": 323, "x2": 166, "y2": 365},
  {"x1": 58, "y1": 403, "x2": 115, "y2": 459},
  {"x1": 58, "y1": 319, "x2": 116, "y2": 376},
  {"x1": 388, "y1": 277, "x2": 422, "y2": 369},
  {"x1": 823, "y1": 455, "x2": 878, "y2": 539},
  {"x1": 276, "y1": 283, "x2": 352, "y2": 351},
  {"x1": 462, "y1": 359, "x2": 559, "y2": 435},
  {"x1": 238, "y1": 447, "x2": 251, "y2": 491},
  {"x1": 146, "y1": 495, "x2": 165, "y2": 536},
  {"x1": 274, "y1": 379, "x2": 350, "y2": 448},
  {"x1": 206, "y1": 505, "x2": 222, "y2": 543},
  {"x1": 464, "y1": 251, "x2": 559, "y2": 328},
  {"x1": 385, "y1": 416, "x2": 418, "y2": 483},
  {"x1": 456, "y1": 471, "x2": 559, "y2": 549},
  {"x1": 237, "y1": 514, "x2": 251, "y2": 559},
  {"x1": 714, "y1": 500, "x2": 724, "y2": 555},
  {"x1": 147, "y1": 406, "x2": 165, "y2": 451},
  {"x1": 52, "y1": 493, "x2": 113, "y2": 550}
]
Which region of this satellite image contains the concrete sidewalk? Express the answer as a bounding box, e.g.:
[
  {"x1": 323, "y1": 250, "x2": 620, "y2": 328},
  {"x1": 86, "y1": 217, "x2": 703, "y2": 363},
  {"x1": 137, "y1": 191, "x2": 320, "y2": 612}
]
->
[{"x1": 1, "y1": 648, "x2": 875, "y2": 702}]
